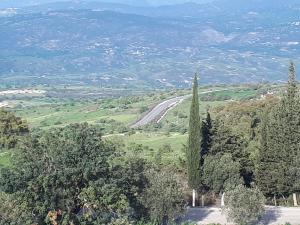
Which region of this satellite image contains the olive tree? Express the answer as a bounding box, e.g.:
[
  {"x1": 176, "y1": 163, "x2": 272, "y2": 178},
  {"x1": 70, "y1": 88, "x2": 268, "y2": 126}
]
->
[
  {"x1": 140, "y1": 169, "x2": 186, "y2": 225},
  {"x1": 0, "y1": 123, "x2": 149, "y2": 225},
  {"x1": 0, "y1": 109, "x2": 29, "y2": 150},
  {"x1": 223, "y1": 185, "x2": 265, "y2": 225}
]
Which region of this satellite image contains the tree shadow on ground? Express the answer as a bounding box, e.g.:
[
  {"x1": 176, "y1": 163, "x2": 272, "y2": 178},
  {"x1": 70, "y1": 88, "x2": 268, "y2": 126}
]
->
[
  {"x1": 258, "y1": 207, "x2": 281, "y2": 225},
  {"x1": 178, "y1": 207, "x2": 214, "y2": 224}
]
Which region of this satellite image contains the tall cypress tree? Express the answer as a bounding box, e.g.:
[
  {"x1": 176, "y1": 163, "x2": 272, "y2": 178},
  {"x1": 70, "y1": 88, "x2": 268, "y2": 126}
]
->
[
  {"x1": 187, "y1": 75, "x2": 202, "y2": 199},
  {"x1": 287, "y1": 62, "x2": 300, "y2": 203},
  {"x1": 256, "y1": 110, "x2": 289, "y2": 199},
  {"x1": 256, "y1": 62, "x2": 300, "y2": 203},
  {"x1": 286, "y1": 62, "x2": 297, "y2": 101},
  {"x1": 279, "y1": 62, "x2": 300, "y2": 197}
]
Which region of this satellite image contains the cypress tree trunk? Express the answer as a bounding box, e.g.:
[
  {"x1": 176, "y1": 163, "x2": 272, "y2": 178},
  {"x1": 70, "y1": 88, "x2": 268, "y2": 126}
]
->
[{"x1": 187, "y1": 75, "x2": 202, "y2": 207}]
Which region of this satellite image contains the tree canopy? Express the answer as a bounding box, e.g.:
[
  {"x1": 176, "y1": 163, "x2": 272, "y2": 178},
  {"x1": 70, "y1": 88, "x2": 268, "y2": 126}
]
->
[
  {"x1": 0, "y1": 109, "x2": 29, "y2": 150},
  {"x1": 0, "y1": 124, "x2": 146, "y2": 224},
  {"x1": 0, "y1": 122, "x2": 186, "y2": 224},
  {"x1": 256, "y1": 61, "x2": 300, "y2": 197},
  {"x1": 203, "y1": 153, "x2": 243, "y2": 194},
  {"x1": 224, "y1": 185, "x2": 265, "y2": 225}
]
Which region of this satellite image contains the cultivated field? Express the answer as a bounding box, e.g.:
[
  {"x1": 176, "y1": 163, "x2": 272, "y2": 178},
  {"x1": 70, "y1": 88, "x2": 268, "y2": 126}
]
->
[{"x1": 0, "y1": 84, "x2": 278, "y2": 168}]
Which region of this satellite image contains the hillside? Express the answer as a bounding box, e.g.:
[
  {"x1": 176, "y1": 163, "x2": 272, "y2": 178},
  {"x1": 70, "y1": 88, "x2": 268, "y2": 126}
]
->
[
  {"x1": 1, "y1": 1, "x2": 300, "y2": 224},
  {"x1": 0, "y1": 0, "x2": 299, "y2": 88}
]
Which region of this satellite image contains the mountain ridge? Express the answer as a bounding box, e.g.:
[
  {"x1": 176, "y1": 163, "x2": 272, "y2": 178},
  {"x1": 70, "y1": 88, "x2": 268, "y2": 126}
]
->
[
  {"x1": 0, "y1": 1, "x2": 299, "y2": 88},
  {"x1": 0, "y1": 0, "x2": 214, "y2": 9}
]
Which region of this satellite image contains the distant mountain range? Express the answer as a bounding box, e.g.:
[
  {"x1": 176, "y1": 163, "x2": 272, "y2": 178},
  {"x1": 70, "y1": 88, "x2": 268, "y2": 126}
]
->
[
  {"x1": 0, "y1": 0, "x2": 299, "y2": 88},
  {"x1": 0, "y1": 0, "x2": 214, "y2": 8}
]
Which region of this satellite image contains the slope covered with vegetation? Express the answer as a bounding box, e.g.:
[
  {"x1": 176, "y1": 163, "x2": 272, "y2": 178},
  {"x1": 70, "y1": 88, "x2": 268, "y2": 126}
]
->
[{"x1": 0, "y1": 63, "x2": 299, "y2": 224}]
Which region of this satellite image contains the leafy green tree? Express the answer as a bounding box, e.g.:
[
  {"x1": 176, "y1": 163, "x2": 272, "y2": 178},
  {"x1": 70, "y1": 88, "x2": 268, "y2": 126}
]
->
[
  {"x1": 210, "y1": 120, "x2": 246, "y2": 160},
  {"x1": 0, "y1": 109, "x2": 29, "y2": 150},
  {"x1": 140, "y1": 169, "x2": 185, "y2": 225},
  {"x1": 187, "y1": 75, "x2": 202, "y2": 205},
  {"x1": 111, "y1": 157, "x2": 150, "y2": 220},
  {"x1": 0, "y1": 123, "x2": 147, "y2": 224},
  {"x1": 209, "y1": 120, "x2": 252, "y2": 185},
  {"x1": 224, "y1": 185, "x2": 265, "y2": 225},
  {"x1": 0, "y1": 192, "x2": 32, "y2": 225},
  {"x1": 203, "y1": 153, "x2": 243, "y2": 194}
]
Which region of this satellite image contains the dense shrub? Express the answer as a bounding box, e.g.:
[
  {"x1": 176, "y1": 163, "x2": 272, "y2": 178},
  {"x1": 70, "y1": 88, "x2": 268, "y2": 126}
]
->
[
  {"x1": 0, "y1": 124, "x2": 150, "y2": 224},
  {"x1": 203, "y1": 153, "x2": 243, "y2": 194},
  {"x1": 140, "y1": 169, "x2": 186, "y2": 225},
  {"x1": 223, "y1": 185, "x2": 266, "y2": 225}
]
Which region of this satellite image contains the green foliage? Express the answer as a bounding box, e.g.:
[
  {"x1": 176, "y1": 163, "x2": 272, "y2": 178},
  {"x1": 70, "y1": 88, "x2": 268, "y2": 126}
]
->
[
  {"x1": 256, "y1": 62, "x2": 300, "y2": 197},
  {"x1": 210, "y1": 120, "x2": 247, "y2": 160},
  {"x1": 200, "y1": 93, "x2": 231, "y2": 101},
  {"x1": 209, "y1": 120, "x2": 252, "y2": 185},
  {"x1": 111, "y1": 157, "x2": 150, "y2": 221},
  {"x1": 201, "y1": 111, "x2": 212, "y2": 158},
  {"x1": 200, "y1": 88, "x2": 257, "y2": 102},
  {"x1": 287, "y1": 62, "x2": 300, "y2": 195},
  {"x1": 255, "y1": 111, "x2": 291, "y2": 196},
  {"x1": 224, "y1": 185, "x2": 266, "y2": 225},
  {"x1": 0, "y1": 124, "x2": 149, "y2": 224},
  {"x1": 140, "y1": 106, "x2": 149, "y2": 114},
  {"x1": 0, "y1": 121, "x2": 188, "y2": 224},
  {"x1": 0, "y1": 192, "x2": 32, "y2": 225},
  {"x1": 187, "y1": 75, "x2": 202, "y2": 190},
  {"x1": 0, "y1": 109, "x2": 29, "y2": 150},
  {"x1": 140, "y1": 169, "x2": 185, "y2": 225},
  {"x1": 203, "y1": 153, "x2": 243, "y2": 194},
  {"x1": 0, "y1": 152, "x2": 11, "y2": 168}
]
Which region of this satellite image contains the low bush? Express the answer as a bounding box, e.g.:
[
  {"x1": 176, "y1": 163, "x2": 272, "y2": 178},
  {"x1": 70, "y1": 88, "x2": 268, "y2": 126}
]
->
[{"x1": 223, "y1": 185, "x2": 266, "y2": 225}]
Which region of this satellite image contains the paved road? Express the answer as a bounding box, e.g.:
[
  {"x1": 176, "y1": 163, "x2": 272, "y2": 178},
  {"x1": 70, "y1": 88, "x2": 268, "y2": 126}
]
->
[
  {"x1": 131, "y1": 89, "x2": 230, "y2": 128},
  {"x1": 131, "y1": 89, "x2": 232, "y2": 128},
  {"x1": 182, "y1": 207, "x2": 300, "y2": 225},
  {"x1": 131, "y1": 95, "x2": 189, "y2": 128}
]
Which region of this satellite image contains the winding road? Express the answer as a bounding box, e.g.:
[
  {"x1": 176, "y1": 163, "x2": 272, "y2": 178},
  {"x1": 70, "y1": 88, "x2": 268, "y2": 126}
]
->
[
  {"x1": 131, "y1": 95, "x2": 189, "y2": 128},
  {"x1": 131, "y1": 89, "x2": 229, "y2": 128}
]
